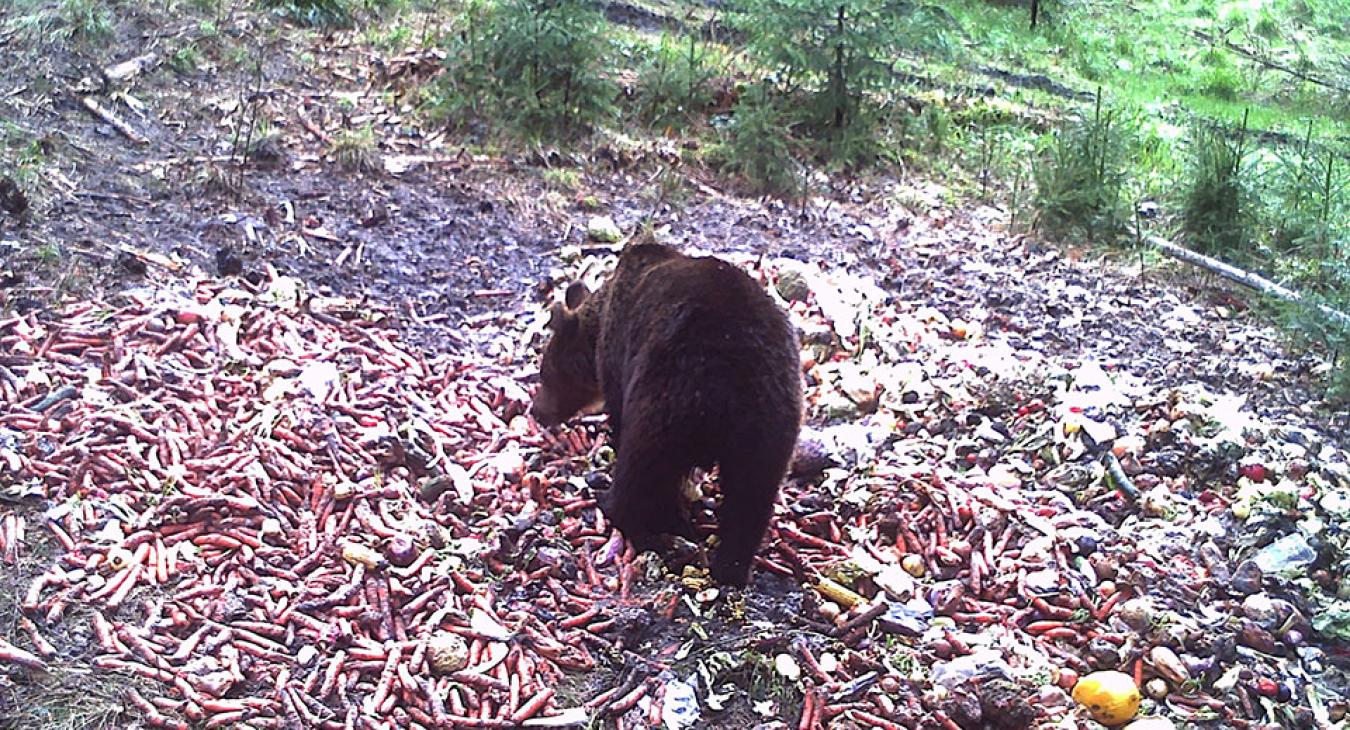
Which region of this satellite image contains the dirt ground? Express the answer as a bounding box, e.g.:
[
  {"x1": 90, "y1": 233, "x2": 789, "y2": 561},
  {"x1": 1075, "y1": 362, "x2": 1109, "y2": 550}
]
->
[{"x1": 3, "y1": 3, "x2": 1349, "y2": 729}]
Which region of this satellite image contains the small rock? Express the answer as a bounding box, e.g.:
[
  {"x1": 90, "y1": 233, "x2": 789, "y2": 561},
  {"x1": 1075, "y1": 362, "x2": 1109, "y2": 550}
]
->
[
  {"x1": 875, "y1": 564, "x2": 917, "y2": 601},
  {"x1": 1197, "y1": 541, "x2": 1231, "y2": 584},
  {"x1": 798, "y1": 319, "x2": 834, "y2": 345},
  {"x1": 1024, "y1": 568, "x2": 1060, "y2": 594},
  {"x1": 586, "y1": 215, "x2": 622, "y2": 243},
  {"x1": 775, "y1": 268, "x2": 810, "y2": 301},
  {"x1": 790, "y1": 433, "x2": 835, "y2": 478},
  {"x1": 1231, "y1": 560, "x2": 1264, "y2": 595},
  {"x1": 1236, "y1": 620, "x2": 1281, "y2": 655},
  {"x1": 1116, "y1": 598, "x2": 1155, "y2": 632},
  {"x1": 927, "y1": 580, "x2": 965, "y2": 615},
  {"x1": 838, "y1": 367, "x2": 879, "y2": 412},
  {"x1": 1086, "y1": 638, "x2": 1123, "y2": 669},
  {"x1": 297, "y1": 644, "x2": 319, "y2": 667},
  {"x1": 1037, "y1": 685, "x2": 1071, "y2": 708},
  {"x1": 774, "y1": 653, "x2": 801, "y2": 682},
  {"x1": 427, "y1": 632, "x2": 470, "y2": 673}
]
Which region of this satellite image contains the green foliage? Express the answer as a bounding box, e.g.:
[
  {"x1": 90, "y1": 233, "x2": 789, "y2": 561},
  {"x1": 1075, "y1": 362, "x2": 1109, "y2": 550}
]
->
[
  {"x1": 0, "y1": 124, "x2": 49, "y2": 218},
  {"x1": 923, "y1": 103, "x2": 950, "y2": 152},
  {"x1": 1181, "y1": 117, "x2": 1255, "y2": 258},
  {"x1": 635, "y1": 33, "x2": 721, "y2": 129},
  {"x1": 169, "y1": 43, "x2": 202, "y2": 74},
  {"x1": 434, "y1": 0, "x2": 615, "y2": 139},
  {"x1": 6, "y1": 0, "x2": 114, "y2": 46},
  {"x1": 710, "y1": 85, "x2": 803, "y2": 197},
  {"x1": 1268, "y1": 125, "x2": 1346, "y2": 263},
  {"x1": 736, "y1": 0, "x2": 890, "y2": 134},
  {"x1": 732, "y1": 0, "x2": 951, "y2": 167},
  {"x1": 259, "y1": 0, "x2": 355, "y2": 26},
  {"x1": 61, "y1": 0, "x2": 114, "y2": 40},
  {"x1": 1278, "y1": 280, "x2": 1350, "y2": 398},
  {"x1": 1032, "y1": 95, "x2": 1135, "y2": 242},
  {"x1": 1196, "y1": 50, "x2": 1242, "y2": 101},
  {"x1": 257, "y1": 0, "x2": 411, "y2": 27}
]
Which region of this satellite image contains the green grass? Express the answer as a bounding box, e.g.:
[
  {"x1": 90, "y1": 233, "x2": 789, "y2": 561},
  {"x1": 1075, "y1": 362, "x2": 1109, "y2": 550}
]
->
[
  {"x1": 937, "y1": 0, "x2": 1350, "y2": 139},
  {"x1": 5, "y1": 0, "x2": 115, "y2": 46}
]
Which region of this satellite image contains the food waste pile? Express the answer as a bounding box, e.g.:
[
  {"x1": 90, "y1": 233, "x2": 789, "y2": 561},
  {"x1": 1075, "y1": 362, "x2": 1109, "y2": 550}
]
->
[{"x1": 0, "y1": 253, "x2": 1348, "y2": 730}]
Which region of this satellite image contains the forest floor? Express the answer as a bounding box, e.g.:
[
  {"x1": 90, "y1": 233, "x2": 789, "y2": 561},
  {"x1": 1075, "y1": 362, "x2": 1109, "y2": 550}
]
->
[{"x1": 2, "y1": 3, "x2": 1349, "y2": 730}]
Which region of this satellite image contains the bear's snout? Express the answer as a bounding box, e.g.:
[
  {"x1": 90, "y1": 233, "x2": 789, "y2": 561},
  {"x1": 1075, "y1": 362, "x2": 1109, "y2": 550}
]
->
[{"x1": 529, "y1": 394, "x2": 561, "y2": 427}]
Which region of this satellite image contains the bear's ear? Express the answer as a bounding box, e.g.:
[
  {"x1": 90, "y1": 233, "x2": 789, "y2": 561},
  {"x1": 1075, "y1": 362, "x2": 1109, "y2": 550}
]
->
[
  {"x1": 564, "y1": 282, "x2": 590, "y2": 310},
  {"x1": 547, "y1": 301, "x2": 570, "y2": 330}
]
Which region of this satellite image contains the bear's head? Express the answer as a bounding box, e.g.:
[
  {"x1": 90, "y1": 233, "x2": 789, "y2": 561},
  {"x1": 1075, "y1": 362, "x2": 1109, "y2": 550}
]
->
[{"x1": 530, "y1": 282, "x2": 602, "y2": 427}]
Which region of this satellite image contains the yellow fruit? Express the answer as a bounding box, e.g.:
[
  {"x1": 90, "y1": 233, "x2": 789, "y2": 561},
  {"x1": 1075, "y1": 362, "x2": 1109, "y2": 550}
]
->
[{"x1": 1072, "y1": 670, "x2": 1142, "y2": 726}]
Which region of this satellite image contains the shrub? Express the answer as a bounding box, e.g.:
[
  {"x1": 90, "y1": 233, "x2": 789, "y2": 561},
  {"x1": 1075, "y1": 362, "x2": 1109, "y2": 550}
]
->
[
  {"x1": 435, "y1": 0, "x2": 615, "y2": 138},
  {"x1": 1268, "y1": 127, "x2": 1345, "y2": 266},
  {"x1": 710, "y1": 84, "x2": 803, "y2": 197},
  {"x1": 1278, "y1": 271, "x2": 1350, "y2": 399},
  {"x1": 1032, "y1": 94, "x2": 1135, "y2": 242},
  {"x1": 259, "y1": 0, "x2": 355, "y2": 26},
  {"x1": 739, "y1": 0, "x2": 890, "y2": 130},
  {"x1": 1180, "y1": 117, "x2": 1255, "y2": 258},
  {"x1": 636, "y1": 33, "x2": 722, "y2": 129}
]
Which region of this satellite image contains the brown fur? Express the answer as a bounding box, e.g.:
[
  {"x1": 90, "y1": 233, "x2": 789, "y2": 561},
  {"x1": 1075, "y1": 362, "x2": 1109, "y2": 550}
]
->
[{"x1": 531, "y1": 243, "x2": 804, "y2": 587}]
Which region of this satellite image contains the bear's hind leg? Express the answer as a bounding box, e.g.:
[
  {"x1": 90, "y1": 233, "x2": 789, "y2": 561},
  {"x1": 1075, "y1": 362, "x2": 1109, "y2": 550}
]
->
[{"x1": 709, "y1": 437, "x2": 794, "y2": 588}]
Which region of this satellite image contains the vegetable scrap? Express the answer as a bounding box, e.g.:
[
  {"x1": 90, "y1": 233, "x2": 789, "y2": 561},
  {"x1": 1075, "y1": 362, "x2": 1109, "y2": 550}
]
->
[{"x1": 1, "y1": 252, "x2": 1348, "y2": 729}]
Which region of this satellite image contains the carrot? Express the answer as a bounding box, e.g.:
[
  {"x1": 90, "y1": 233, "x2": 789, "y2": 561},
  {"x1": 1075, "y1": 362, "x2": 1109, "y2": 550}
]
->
[
  {"x1": 510, "y1": 688, "x2": 555, "y2": 724},
  {"x1": 0, "y1": 635, "x2": 47, "y2": 671},
  {"x1": 798, "y1": 689, "x2": 816, "y2": 730},
  {"x1": 605, "y1": 682, "x2": 648, "y2": 716},
  {"x1": 845, "y1": 709, "x2": 907, "y2": 730},
  {"x1": 560, "y1": 605, "x2": 600, "y2": 629},
  {"x1": 106, "y1": 561, "x2": 144, "y2": 609}
]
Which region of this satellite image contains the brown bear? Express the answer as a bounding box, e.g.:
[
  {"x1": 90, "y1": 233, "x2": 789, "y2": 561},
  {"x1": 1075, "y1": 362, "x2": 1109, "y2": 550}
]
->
[{"x1": 531, "y1": 243, "x2": 804, "y2": 587}]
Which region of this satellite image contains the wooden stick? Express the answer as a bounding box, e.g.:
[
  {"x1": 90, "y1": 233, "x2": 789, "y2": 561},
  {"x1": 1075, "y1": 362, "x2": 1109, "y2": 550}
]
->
[
  {"x1": 296, "y1": 105, "x2": 332, "y2": 145},
  {"x1": 1147, "y1": 235, "x2": 1350, "y2": 330},
  {"x1": 80, "y1": 95, "x2": 149, "y2": 145}
]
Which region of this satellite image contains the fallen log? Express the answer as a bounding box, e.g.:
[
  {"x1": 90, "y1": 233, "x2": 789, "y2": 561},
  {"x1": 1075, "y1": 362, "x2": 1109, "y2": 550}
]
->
[
  {"x1": 80, "y1": 95, "x2": 150, "y2": 145},
  {"x1": 1147, "y1": 235, "x2": 1350, "y2": 331}
]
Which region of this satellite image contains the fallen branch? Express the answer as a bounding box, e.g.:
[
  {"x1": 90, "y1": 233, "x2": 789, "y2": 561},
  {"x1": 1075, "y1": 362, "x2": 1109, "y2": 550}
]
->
[
  {"x1": 1147, "y1": 235, "x2": 1350, "y2": 330},
  {"x1": 79, "y1": 95, "x2": 150, "y2": 145},
  {"x1": 296, "y1": 105, "x2": 332, "y2": 145},
  {"x1": 131, "y1": 155, "x2": 240, "y2": 171},
  {"x1": 113, "y1": 245, "x2": 184, "y2": 273},
  {"x1": 1193, "y1": 30, "x2": 1350, "y2": 95}
]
